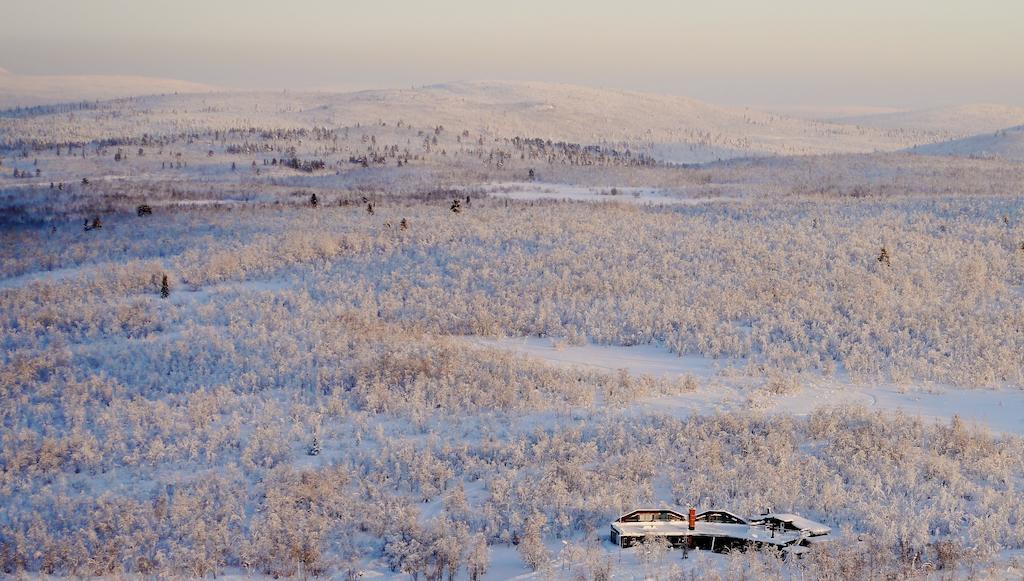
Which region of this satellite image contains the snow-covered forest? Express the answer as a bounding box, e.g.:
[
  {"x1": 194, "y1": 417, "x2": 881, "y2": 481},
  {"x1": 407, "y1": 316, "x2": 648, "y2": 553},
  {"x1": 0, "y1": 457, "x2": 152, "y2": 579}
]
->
[{"x1": 2, "y1": 86, "x2": 1024, "y2": 579}]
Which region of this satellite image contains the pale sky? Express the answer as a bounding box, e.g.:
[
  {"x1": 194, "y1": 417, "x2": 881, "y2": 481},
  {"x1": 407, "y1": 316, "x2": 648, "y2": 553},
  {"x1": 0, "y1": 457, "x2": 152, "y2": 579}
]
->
[{"x1": 1, "y1": 0, "x2": 1021, "y2": 107}]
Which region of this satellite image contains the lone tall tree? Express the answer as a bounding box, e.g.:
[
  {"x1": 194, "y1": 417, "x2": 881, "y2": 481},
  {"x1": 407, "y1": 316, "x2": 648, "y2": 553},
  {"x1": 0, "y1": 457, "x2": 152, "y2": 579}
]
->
[{"x1": 160, "y1": 275, "x2": 170, "y2": 298}]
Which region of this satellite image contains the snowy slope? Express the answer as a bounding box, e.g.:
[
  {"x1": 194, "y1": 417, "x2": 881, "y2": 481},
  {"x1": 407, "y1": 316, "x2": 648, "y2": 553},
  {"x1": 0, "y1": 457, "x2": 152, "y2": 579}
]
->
[
  {"x1": 832, "y1": 103, "x2": 1024, "y2": 137},
  {"x1": 0, "y1": 69, "x2": 215, "y2": 108},
  {"x1": 772, "y1": 105, "x2": 906, "y2": 120},
  {"x1": 299, "y1": 81, "x2": 947, "y2": 161},
  {"x1": 0, "y1": 81, "x2": 953, "y2": 162},
  {"x1": 910, "y1": 125, "x2": 1024, "y2": 161}
]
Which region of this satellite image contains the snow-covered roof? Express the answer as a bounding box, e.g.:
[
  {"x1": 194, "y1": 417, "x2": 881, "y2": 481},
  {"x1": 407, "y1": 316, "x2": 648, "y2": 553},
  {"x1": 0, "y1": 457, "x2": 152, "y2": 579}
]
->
[
  {"x1": 757, "y1": 513, "x2": 831, "y2": 536},
  {"x1": 697, "y1": 509, "x2": 748, "y2": 524},
  {"x1": 615, "y1": 508, "x2": 687, "y2": 521}
]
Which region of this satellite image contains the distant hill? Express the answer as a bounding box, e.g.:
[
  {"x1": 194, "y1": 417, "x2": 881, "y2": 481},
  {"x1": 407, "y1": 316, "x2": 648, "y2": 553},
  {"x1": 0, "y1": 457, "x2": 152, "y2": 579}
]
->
[
  {"x1": 772, "y1": 105, "x2": 907, "y2": 121},
  {"x1": 0, "y1": 70, "x2": 214, "y2": 108},
  {"x1": 831, "y1": 104, "x2": 1024, "y2": 138},
  {"x1": 300, "y1": 81, "x2": 944, "y2": 162},
  {"x1": 910, "y1": 125, "x2": 1024, "y2": 162},
  {"x1": 3, "y1": 80, "x2": 1017, "y2": 163}
]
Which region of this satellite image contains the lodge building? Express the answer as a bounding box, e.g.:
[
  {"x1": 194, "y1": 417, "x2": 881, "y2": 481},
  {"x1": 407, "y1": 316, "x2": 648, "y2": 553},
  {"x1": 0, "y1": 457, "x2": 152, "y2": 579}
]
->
[{"x1": 609, "y1": 507, "x2": 833, "y2": 556}]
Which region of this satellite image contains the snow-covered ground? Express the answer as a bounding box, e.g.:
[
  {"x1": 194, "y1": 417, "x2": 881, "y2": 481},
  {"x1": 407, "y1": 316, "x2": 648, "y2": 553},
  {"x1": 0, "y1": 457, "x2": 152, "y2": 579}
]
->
[
  {"x1": 481, "y1": 182, "x2": 736, "y2": 205},
  {"x1": 0, "y1": 263, "x2": 92, "y2": 289},
  {"x1": 462, "y1": 336, "x2": 1024, "y2": 436},
  {"x1": 4, "y1": 83, "x2": 1024, "y2": 579},
  {"x1": 911, "y1": 124, "x2": 1024, "y2": 162}
]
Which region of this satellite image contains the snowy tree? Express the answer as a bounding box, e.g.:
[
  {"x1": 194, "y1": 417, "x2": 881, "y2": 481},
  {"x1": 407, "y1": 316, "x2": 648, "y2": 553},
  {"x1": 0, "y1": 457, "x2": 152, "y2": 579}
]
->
[
  {"x1": 517, "y1": 514, "x2": 550, "y2": 571},
  {"x1": 467, "y1": 534, "x2": 490, "y2": 581}
]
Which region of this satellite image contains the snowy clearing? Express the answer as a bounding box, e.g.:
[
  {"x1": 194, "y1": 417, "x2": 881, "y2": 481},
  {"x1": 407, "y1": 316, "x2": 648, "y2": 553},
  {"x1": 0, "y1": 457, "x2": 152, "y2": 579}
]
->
[
  {"x1": 481, "y1": 181, "x2": 737, "y2": 205},
  {"x1": 461, "y1": 336, "x2": 1024, "y2": 436}
]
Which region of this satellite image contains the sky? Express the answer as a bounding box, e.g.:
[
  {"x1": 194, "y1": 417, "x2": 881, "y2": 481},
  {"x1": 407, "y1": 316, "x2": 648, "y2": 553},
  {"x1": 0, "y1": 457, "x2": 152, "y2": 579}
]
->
[{"x1": 1, "y1": 0, "x2": 1022, "y2": 108}]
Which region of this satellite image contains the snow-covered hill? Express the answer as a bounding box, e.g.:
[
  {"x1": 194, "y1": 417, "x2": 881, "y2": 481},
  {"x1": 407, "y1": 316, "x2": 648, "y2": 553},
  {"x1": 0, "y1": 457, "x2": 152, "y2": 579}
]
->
[
  {"x1": 294, "y1": 81, "x2": 972, "y2": 161},
  {"x1": 832, "y1": 103, "x2": 1024, "y2": 138},
  {"x1": 349, "y1": 81, "x2": 888, "y2": 153},
  {"x1": 6, "y1": 80, "x2": 1021, "y2": 163},
  {"x1": 1, "y1": 80, "x2": 958, "y2": 163},
  {"x1": 910, "y1": 125, "x2": 1024, "y2": 161},
  {"x1": 0, "y1": 69, "x2": 214, "y2": 107}
]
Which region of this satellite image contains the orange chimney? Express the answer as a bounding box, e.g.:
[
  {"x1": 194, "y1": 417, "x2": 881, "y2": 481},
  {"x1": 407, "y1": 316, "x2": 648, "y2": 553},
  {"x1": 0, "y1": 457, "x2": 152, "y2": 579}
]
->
[{"x1": 688, "y1": 507, "x2": 696, "y2": 530}]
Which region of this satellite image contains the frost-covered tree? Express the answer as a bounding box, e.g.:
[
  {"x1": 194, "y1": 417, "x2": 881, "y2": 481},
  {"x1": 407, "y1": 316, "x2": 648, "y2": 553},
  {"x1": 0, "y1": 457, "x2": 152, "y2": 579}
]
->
[
  {"x1": 517, "y1": 513, "x2": 550, "y2": 571},
  {"x1": 467, "y1": 534, "x2": 489, "y2": 581}
]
